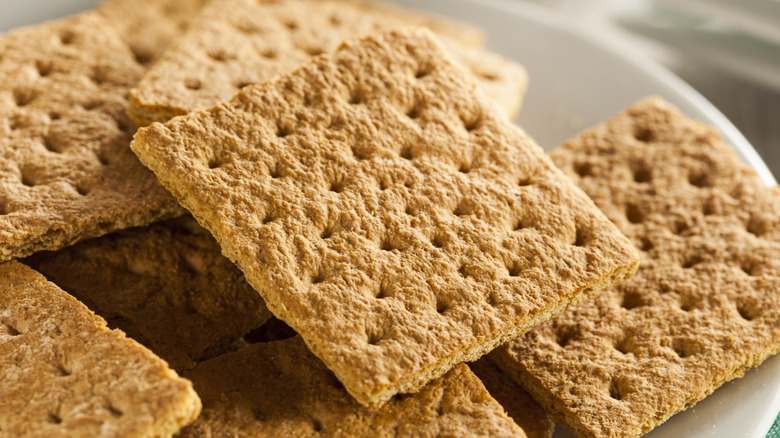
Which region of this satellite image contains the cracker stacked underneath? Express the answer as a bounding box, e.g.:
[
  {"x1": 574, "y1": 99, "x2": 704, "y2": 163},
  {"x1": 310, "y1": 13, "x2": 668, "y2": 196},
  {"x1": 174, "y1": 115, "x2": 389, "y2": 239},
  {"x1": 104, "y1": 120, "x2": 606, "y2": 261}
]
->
[
  {"x1": 493, "y1": 97, "x2": 780, "y2": 438},
  {"x1": 131, "y1": 28, "x2": 640, "y2": 406}
]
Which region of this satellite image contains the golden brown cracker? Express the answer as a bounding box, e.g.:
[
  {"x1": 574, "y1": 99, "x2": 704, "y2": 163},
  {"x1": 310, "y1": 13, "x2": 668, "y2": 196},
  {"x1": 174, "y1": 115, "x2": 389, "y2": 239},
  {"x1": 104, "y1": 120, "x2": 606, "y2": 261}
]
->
[
  {"x1": 131, "y1": 29, "x2": 639, "y2": 406},
  {"x1": 0, "y1": 13, "x2": 183, "y2": 262},
  {"x1": 493, "y1": 97, "x2": 780, "y2": 438},
  {"x1": 0, "y1": 261, "x2": 201, "y2": 437}
]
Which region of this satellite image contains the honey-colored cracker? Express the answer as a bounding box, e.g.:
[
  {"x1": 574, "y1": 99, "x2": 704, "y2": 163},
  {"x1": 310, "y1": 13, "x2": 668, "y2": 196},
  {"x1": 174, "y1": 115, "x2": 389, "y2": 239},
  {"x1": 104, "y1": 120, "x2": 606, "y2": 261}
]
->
[
  {"x1": 0, "y1": 13, "x2": 183, "y2": 262},
  {"x1": 126, "y1": 0, "x2": 524, "y2": 126},
  {"x1": 96, "y1": 0, "x2": 211, "y2": 66},
  {"x1": 24, "y1": 215, "x2": 272, "y2": 372},
  {"x1": 492, "y1": 97, "x2": 780, "y2": 438},
  {"x1": 469, "y1": 358, "x2": 554, "y2": 438},
  {"x1": 131, "y1": 29, "x2": 639, "y2": 406},
  {"x1": 179, "y1": 336, "x2": 526, "y2": 437},
  {"x1": 0, "y1": 261, "x2": 201, "y2": 437}
]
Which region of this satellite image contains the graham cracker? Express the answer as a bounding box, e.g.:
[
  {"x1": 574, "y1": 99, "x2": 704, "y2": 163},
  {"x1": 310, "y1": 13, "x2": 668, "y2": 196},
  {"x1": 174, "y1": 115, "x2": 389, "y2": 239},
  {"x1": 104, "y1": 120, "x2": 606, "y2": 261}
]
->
[
  {"x1": 24, "y1": 215, "x2": 272, "y2": 372},
  {"x1": 130, "y1": 29, "x2": 639, "y2": 406},
  {"x1": 492, "y1": 97, "x2": 780, "y2": 438},
  {"x1": 126, "y1": 0, "x2": 524, "y2": 126},
  {"x1": 469, "y1": 358, "x2": 555, "y2": 438},
  {"x1": 0, "y1": 260, "x2": 201, "y2": 437},
  {"x1": 179, "y1": 336, "x2": 526, "y2": 437},
  {"x1": 96, "y1": 0, "x2": 211, "y2": 66},
  {"x1": 0, "y1": 13, "x2": 183, "y2": 262}
]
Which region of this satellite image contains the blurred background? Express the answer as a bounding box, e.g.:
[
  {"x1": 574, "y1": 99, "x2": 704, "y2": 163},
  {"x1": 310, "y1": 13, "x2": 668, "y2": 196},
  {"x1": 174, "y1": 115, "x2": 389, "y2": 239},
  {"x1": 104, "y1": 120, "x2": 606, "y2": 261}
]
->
[{"x1": 524, "y1": 0, "x2": 780, "y2": 180}]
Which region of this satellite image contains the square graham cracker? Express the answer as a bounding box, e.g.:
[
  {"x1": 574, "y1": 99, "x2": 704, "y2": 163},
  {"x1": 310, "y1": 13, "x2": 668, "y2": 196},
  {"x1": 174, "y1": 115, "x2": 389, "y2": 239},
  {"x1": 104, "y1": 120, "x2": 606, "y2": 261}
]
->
[
  {"x1": 492, "y1": 97, "x2": 780, "y2": 438},
  {"x1": 0, "y1": 13, "x2": 183, "y2": 262},
  {"x1": 24, "y1": 215, "x2": 272, "y2": 372},
  {"x1": 130, "y1": 29, "x2": 639, "y2": 406},
  {"x1": 0, "y1": 261, "x2": 201, "y2": 437},
  {"x1": 179, "y1": 336, "x2": 526, "y2": 437},
  {"x1": 126, "y1": 0, "x2": 524, "y2": 126}
]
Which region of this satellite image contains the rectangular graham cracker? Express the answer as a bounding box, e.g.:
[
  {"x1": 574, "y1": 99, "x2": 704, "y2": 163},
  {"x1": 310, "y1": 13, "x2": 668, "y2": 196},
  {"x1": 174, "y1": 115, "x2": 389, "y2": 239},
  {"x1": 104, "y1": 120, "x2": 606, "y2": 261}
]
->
[
  {"x1": 0, "y1": 260, "x2": 201, "y2": 437},
  {"x1": 96, "y1": 0, "x2": 212, "y2": 66},
  {"x1": 492, "y1": 97, "x2": 780, "y2": 438},
  {"x1": 126, "y1": 0, "x2": 525, "y2": 126},
  {"x1": 0, "y1": 13, "x2": 183, "y2": 262},
  {"x1": 179, "y1": 336, "x2": 527, "y2": 437},
  {"x1": 469, "y1": 358, "x2": 555, "y2": 438},
  {"x1": 130, "y1": 29, "x2": 639, "y2": 406},
  {"x1": 24, "y1": 215, "x2": 272, "y2": 372}
]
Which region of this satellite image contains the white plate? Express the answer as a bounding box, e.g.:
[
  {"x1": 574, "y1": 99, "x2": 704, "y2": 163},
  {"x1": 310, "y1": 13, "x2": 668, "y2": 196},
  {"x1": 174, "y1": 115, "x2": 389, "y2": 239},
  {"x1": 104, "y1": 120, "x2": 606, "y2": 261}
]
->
[
  {"x1": 3, "y1": 1, "x2": 778, "y2": 437},
  {"x1": 388, "y1": 1, "x2": 779, "y2": 437}
]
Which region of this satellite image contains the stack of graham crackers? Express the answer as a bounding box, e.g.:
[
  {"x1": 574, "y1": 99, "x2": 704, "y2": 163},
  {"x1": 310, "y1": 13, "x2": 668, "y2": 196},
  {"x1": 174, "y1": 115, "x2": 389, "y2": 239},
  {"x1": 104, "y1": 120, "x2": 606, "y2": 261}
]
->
[{"x1": 1, "y1": 0, "x2": 778, "y2": 437}]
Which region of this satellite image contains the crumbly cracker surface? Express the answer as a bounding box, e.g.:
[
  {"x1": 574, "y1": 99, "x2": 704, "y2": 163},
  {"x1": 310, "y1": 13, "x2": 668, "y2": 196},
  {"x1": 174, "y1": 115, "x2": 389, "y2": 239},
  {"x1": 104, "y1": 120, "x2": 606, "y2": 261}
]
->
[
  {"x1": 0, "y1": 13, "x2": 183, "y2": 262},
  {"x1": 127, "y1": 0, "x2": 520, "y2": 126},
  {"x1": 180, "y1": 336, "x2": 526, "y2": 437},
  {"x1": 131, "y1": 29, "x2": 639, "y2": 406},
  {"x1": 97, "y1": 0, "x2": 211, "y2": 66},
  {"x1": 24, "y1": 216, "x2": 271, "y2": 372},
  {"x1": 469, "y1": 358, "x2": 555, "y2": 438},
  {"x1": 0, "y1": 261, "x2": 201, "y2": 437},
  {"x1": 494, "y1": 97, "x2": 780, "y2": 438}
]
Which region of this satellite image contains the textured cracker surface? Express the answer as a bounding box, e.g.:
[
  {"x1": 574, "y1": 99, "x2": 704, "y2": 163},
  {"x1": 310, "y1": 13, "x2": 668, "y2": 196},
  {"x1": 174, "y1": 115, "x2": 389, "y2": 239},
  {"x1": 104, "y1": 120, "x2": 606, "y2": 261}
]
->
[
  {"x1": 179, "y1": 336, "x2": 525, "y2": 437},
  {"x1": 127, "y1": 0, "x2": 522, "y2": 126},
  {"x1": 469, "y1": 358, "x2": 554, "y2": 438},
  {"x1": 0, "y1": 261, "x2": 201, "y2": 437},
  {"x1": 0, "y1": 13, "x2": 183, "y2": 262},
  {"x1": 493, "y1": 97, "x2": 780, "y2": 438},
  {"x1": 97, "y1": 0, "x2": 211, "y2": 66},
  {"x1": 131, "y1": 29, "x2": 639, "y2": 406},
  {"x1": 24, "y1": 216, "x2": 272, "y2": 372}
]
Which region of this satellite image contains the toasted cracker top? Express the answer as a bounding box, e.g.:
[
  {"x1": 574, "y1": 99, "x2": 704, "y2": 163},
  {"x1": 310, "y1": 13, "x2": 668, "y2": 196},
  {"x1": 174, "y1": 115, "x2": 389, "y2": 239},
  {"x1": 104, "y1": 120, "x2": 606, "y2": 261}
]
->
[
  {"x1": 131, "y1": 28, "x2": 639, "y2": 406},
  {"x1": 495, "y1": 97, "x2": 780, "y2": 438}
]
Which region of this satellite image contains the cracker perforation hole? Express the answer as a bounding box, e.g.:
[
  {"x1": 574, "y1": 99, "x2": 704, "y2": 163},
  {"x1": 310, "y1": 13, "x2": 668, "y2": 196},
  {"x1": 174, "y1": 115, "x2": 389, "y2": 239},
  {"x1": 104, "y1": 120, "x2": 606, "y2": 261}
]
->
[
  {"x1": 283, "y1": 20, "x2": 299, "y2": 30},
  {"x1": 478, "y1": 71, "x2": 499, "y2": 81},
  {"x1": 633, "y1": 166, "x2": 652, "y2": 183},
  {"x1": 512, "y1": 218, "x2": 528, "y2": 232},
  {"x1": 399, "y1": 145, "x2": 414, "y2": 160},
  {"x1": 380, "y1": 239, "x2": 396, "y2": 252},
  {"x1": 106, "y1": 403, "x2": 123, "y2": 418},
  {"x1": 260, "y1": 49, "x2": 278, "y2": 59},
  {"x1": 348, "y1": 91, "x2": 363, "y2": 105},
  {"x1": 75, "y1": 184, "x2": 90, "y2": 196},
  {"x1": 688, "y1": 172, "x2": 711, "y2": 188},
  {"x1": 554, "y1": 329, "x2": 574, "y2": 348},
  {"x1": 20, "y1": 167, "x2": 37, "y2": 187},
  {"x1": 320, "y1": 227, "x2": 334, "y2": 239},
  {"x1": 36, "y1": 60, "x2": 53, "y2": 77},
  {"x1": 53, "y1": 361, "x2": 71, "y2": 377},
  {"x1": 507, "y1": 261, "x2": 523, "y2": 277},
  {"x1": 49, "y1": 112, "x2": 61, "y2": 121},
  {"x1": 375, "y1": 283, "x2": 389, "y2": 299},
  {"x1": 303, "y1": 46, "x2": 325, "y2": 56},
  {"x1": 736, "y1": 301, "x2": 760, "y2": 321},
  {"x1": 207, "y1": 50, "x2": 231, "y2": 62},
  {"x1": 185, "y1": 78, "x2": 202, "y2": 90},
  {"x1": 276, "y1": 124, "x2": 292, "y2": 138},
  {"x1": 96, "y1": 151, "x2": 112, "y2": 166},
  {"x1": 614, "y1": 337, "x2": 633, "y2": 355},
  {"x1": 269, "y1": 163, "x2": 284, "y2": 179},
  {"x1": 672, "y1": 339, "x2": 694, "y2": 358},
  {"x1": 625, "y1": 203, "x2": 644, "y2": 224},
  {"x1": 82, "y1": 100, "x2": 101, "y2": 111},
  {"x1": 740, "y1": 259, "x2": 759, "y2": 276},
  {"x1": 573, "y1": 224, "x2": 589, "y2": 247},
  {"x1": 435, "y1": 297, "x2": 451, "y2": 314},
  {"x1": 458, "y1": 161, "x2": 472, "y2": 174},
  {"x1": 453, "y1": 201, "x2": 473, "y2": 217},
  {"x1": 517, "y1": 176, "x2": 534, "y2": 187},
  {"x1": 406, "y1": 104, "x2": 422, "y2": 120},
  {"x1": 608, "y1": 377, "x2": 633, "y2": 401},
  {"x1": 633, "y1": 126, "x2": 655, "y2": 142},
  {"x1": 350, "y1": 146, "x2": 370, "y2": 161},
  {"x1": 573, "y1": 162, "x2": 594, "y2": 178},
  {"x1": 208, "y1": 157, "x2": 224, "y2": 169},
  {"x1": 48, "y1": 413, "x2": 62, "y2": 424},
  {"x1": 59, "y1": 30, "x2": 76, "y2": 45},
  {"x1": 621, "y1": 291, "x2": 644, "y2": 310},
  {"x1": 414, "y1": 64, "x2": 430, "y2": 79},
  {"x1": 262, "y1": 212, "x2": 276, "y2": 225},
  {"x1": 329, "y1": 15, "x2": 342, "y2": 26},
  {"x1": 367, "y1": 330, "x2": 384, "y2": 346},
  {"x1": 2, "y1": 322, "x2": 20, "y2": 336},
  {"x1": 233, "y1": 79, "x2": 253, "y2": 90},
  {"x1": 458, "y1": 264, "x2": 470, "y2": 278},
  {"x1": 312, "y1": 419, "x2": 323, "y2": 433},
  {"x1": 42, "y1": 136, "x2": 62, "y2": 154},
  {"x1": 746, "y1": 216, "x2": 769, "y2": 237},
  {"x1": 639, "y1": 237, "x2": 654, "y2": 252},
  {"x1": 13, "y1": 88, "x2": 35, "y2": 106},
  {"x1": 682, "y1": 255, "x2": 703, "y2": 269},
  {"x1": 432, "y1": 234, "x2": 446, "y2": 249},
  {"x1": 461, "y1": 114, "x2": 483, "y2": 132},
  {"x1": 329, "y1": 179, "x2": 345, "y2": 193},
  {"x1": 311, "y1": 271, "x2": 327, "y2": 284},
  {"x1": 405, "y1": 204, "x2": 417, "y2": 216}
]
